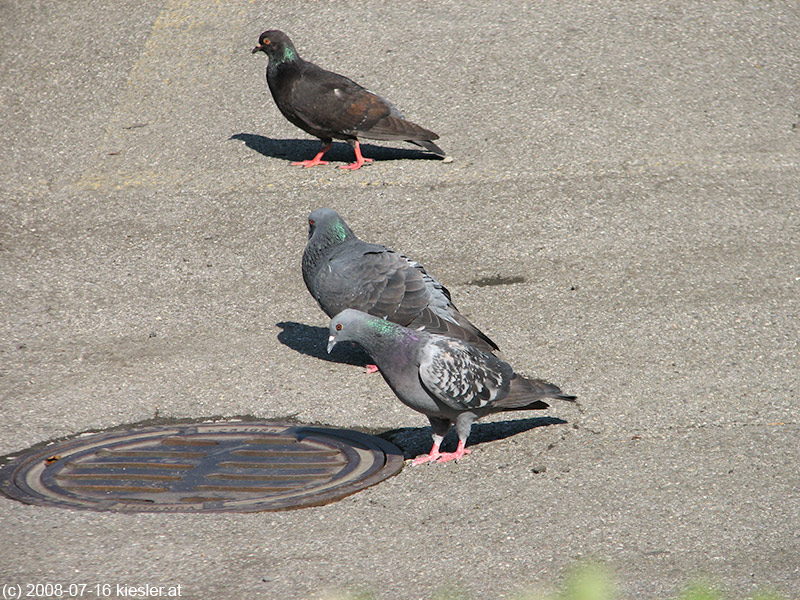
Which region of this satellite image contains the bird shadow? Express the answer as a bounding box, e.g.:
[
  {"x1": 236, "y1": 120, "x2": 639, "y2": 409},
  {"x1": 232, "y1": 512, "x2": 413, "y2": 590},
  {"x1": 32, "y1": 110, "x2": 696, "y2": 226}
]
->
[
  {"x1": 230, "y1": 133, "x2": 439, "y2": 164},
  {"x1": 379, "y1": 417, "x2": 569, "y2": 460},
  {"x1": 276, "y1": 320, "x2": 371, "y2": 367}
]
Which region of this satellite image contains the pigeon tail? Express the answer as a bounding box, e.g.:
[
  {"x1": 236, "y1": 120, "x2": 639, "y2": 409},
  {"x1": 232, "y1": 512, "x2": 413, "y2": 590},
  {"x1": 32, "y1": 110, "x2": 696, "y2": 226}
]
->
[
  {"x1": 408, "y1": 139, "x2": 446, "y2": 157},
  {"x1": 497, "y1": 374, "x2": 576, "y2": 410},
  {"x1": 360, "y1": 115, "x2": 439, "y2": 143}
]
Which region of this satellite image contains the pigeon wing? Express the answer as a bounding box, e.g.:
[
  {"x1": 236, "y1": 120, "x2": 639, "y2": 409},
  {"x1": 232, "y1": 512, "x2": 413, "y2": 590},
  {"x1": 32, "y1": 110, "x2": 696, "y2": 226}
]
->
[
  {"x1": 418, "y1": 338, "x2": 512, "y2": 411},
  {"x1": 315, "y1": 245, "x2": 431, "y2": 323},
  {"x1": 287, "y1": 63, "x2": 393, "y2": 136},
  {"x1": 357, "y1": 90, "x2": 440, "y2": 141},
  {"x1": 285, "y1": 62, "x2": 438, "y2": 142},
  {"x1": 404, "y1": 261, "x2": 499, "y2": 352}
]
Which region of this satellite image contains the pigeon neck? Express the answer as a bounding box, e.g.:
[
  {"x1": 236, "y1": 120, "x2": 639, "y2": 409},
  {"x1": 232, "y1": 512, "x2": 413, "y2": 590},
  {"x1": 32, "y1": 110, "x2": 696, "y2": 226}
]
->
[
  {"x1": 268, "y1": 45, "x2": 300, "y2": 71},
  {"x1": 313, "y1": 222, "x2": 354, "y2": 255},
  {"x1": 363, "y1": 321, "x2": 420, "y2": 362},
  {"x1": 302, "y1": 228, "x2": 353, "y2": 280}
]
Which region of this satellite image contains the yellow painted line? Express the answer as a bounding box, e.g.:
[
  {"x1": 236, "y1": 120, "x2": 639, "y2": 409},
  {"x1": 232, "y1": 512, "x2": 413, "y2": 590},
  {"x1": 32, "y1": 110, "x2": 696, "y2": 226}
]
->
[{"x1": 75, "y1": 0, "x2": 255, "y2": 191}]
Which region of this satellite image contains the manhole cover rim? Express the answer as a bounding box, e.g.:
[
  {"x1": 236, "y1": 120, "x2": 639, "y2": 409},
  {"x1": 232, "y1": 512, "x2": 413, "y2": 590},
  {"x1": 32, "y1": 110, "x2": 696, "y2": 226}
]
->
[{"x1": 0, "y1": 421, "x2": 404, "y2": 513}]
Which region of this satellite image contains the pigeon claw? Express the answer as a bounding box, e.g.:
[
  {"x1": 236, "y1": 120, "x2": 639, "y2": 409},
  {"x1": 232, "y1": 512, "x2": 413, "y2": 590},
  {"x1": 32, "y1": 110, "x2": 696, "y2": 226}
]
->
[
  {"x1": 292, "y1": 160, "x2": 329, "y2": 168},
  {"x1": 338, "y1": 140, "x2": 373, "y2": 170},
  {"x1": 411, "y1": 440, "x2": 470, "y2": 465},
  {"x1": 365, "y1": 364, "x2": 380, "y2": 374},
  {"x1": 291, "y1": 157, "x2": 329, "y2": 168},
  {"x1": 411, "y1": 438, "x2": 442, "y2": 465},
  {"x1": 411, "y1": 451, "x2": 441, "y2": 466},
  {"x1": 434, "y1": 440, "x2": 470, "y2": 464},
  {"x1": 291, "y1": 143, "x2": 332, "y2": 168},
  {"x1": 339, "y1": 157, "x2": 373, "y2": 170},
  {"x1": 435, "y1": 447, "x2": 471, "y2": 463}
]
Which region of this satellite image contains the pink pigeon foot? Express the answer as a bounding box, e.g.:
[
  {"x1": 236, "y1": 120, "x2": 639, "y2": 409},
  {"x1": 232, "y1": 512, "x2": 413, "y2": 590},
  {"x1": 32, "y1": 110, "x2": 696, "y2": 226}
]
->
[
  {"x1": 338, "y1": 141, "x2": 373, "y2": 170},
  {"x1": 412, "y1": 449, "x2": 441, "y2": 466},
  {"x1": 434, "y1": 440, "x2": 471, "y2": 463},
  {"x1": 291, "y1": 143, "x2": 331, "y2": 168},
  {"x1": 365, "y1": 364, "x2": 379, "y2": 374},
  {"x1": 411, "y1": 438, "x2": 444, "y2": 466}
]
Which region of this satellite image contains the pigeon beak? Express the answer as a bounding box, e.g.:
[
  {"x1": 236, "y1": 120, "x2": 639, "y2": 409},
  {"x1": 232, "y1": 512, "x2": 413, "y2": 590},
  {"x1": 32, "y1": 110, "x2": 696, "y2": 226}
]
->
[
  {"x1": 326, "y1": 335, "x2": 337, "y2": 354},
  {"x1": 251, "y1": 45, "x2": 264, "y2": 54}
]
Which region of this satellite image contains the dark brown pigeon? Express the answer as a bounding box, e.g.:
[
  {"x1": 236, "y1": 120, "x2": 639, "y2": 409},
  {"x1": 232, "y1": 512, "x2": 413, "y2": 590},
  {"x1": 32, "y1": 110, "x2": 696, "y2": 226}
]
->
[
  {"x1": 252, "y1": 30, "x2": 445, "y2": 170},
  {"x1": 328, "y1": 309, "x2": 577, "y2": 464},
  {"x1": 303, "y1": 209, "x2": 498, "y2": 369}
]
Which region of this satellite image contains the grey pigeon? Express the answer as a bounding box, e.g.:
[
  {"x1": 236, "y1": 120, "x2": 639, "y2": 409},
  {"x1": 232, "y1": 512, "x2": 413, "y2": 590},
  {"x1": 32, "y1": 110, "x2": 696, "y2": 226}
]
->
[
  {"x1": 327, "y1": 309, "x2": 576, "y2": 464},
  {"x1": 252, "y1": 30, "x2": 445, "y2": 170},
  {"x1": 303, "y1": 208, "x2": 498, "y2": 366}
]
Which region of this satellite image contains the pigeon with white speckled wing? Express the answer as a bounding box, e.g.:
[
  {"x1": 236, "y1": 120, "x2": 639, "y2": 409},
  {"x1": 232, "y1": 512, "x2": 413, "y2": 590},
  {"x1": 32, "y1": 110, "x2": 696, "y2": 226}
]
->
[
  {"x1": 303, "y1": 209, "x2": 499, "y2": 365},
  {"x1": 327, "y1": 309, "x2": 576, "y2": 464}
]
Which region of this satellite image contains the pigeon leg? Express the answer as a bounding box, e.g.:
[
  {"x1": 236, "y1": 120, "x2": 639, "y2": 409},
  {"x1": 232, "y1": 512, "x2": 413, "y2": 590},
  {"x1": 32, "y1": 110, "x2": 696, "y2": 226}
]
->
[
  {"x1": 292, "y1": 142, "x2": 331, "y2": 168},
  {"x1": 412, "y1": 418, "x2": 452, "y2": 465},
  {"x1": 435, "y1": 438, "x2": 471, "y2": 463},
  {"x1": 339, "y1": 140, "x2": 374, "y2": 170},
  {"x1": 435, "y1": 413, "x2": 474, "y2": 462},
  {"x1": 411, "y1": 434, "x2": 444, "y2": 466},
  {"x1": 365, "y1": 364, "x2": 379, "y2": 374}
]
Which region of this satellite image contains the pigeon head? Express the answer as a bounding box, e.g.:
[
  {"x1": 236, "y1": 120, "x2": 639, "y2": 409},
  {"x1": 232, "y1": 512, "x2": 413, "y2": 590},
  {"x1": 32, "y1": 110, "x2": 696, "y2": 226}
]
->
[
  {"x1": 251, "y1": 30, "x2": 299, "y2": 63},
  {"x1": 302, "y1": 209, "x2": 358, "y2": 289},
  {"x1": 327, "y1": 309, "x2": 402, "y2": 354},
  {"x1": 307, "y1": 208, "x2": 355, "y2": 244}
]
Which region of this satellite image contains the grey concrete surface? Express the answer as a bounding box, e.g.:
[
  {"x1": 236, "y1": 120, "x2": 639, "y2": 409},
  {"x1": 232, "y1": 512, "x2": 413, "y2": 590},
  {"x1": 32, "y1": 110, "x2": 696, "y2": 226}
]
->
[{"x1": 1, "y1": 1, "x2": 798, "y2": 598}]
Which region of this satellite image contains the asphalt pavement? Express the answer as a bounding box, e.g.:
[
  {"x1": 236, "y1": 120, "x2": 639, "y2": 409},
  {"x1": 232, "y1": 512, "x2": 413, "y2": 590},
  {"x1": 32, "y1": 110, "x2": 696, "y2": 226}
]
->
[{"x1": 1, "y1": 1, "x2": 798, "y2": 599}]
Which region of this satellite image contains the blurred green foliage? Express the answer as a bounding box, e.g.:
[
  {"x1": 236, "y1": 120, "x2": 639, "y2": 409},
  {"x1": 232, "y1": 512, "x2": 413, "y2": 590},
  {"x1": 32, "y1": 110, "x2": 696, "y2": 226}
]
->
[{"x1": 321, "y1": 562, "x2": 786, "y2": 600}]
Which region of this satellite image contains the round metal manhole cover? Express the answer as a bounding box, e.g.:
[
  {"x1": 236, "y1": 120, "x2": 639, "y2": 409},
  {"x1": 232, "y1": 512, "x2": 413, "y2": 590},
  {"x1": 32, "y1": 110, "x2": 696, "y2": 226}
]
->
[{"x1": 0, "y1": 422, "x2": 404, "y2": 512}]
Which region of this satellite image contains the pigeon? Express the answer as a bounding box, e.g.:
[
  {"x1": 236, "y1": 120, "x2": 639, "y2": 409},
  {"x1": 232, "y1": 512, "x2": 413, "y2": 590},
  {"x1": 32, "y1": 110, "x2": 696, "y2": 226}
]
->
[
  {"x1": 252, "y1": 30, "x2": 445, "y2": 170},
  {"x1": 303, "y1": 208, "x2": 498, "y2": 369},
  {"x1": 328, "y1": 309, "x2": 576, "y2": 464}
]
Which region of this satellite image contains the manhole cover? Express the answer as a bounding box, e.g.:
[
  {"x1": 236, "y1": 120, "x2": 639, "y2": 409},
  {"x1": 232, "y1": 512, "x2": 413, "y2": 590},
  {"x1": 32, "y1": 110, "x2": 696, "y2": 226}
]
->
[{"x1": 0, "y1": 422, "x2": 404, "y2": 512}]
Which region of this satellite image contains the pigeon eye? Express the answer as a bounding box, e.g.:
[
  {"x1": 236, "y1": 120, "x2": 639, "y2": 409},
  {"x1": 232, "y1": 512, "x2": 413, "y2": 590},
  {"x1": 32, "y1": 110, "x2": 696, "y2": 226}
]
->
[
  {"x1": 309, "y1": 219, "x2": 315, "y2": 226},
  {"x1": 262, "y1": 38, "x2": 271, "y2": 45},
  {"x1": 335, "y1": 323, "x2": 342, "y2": 331}
]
